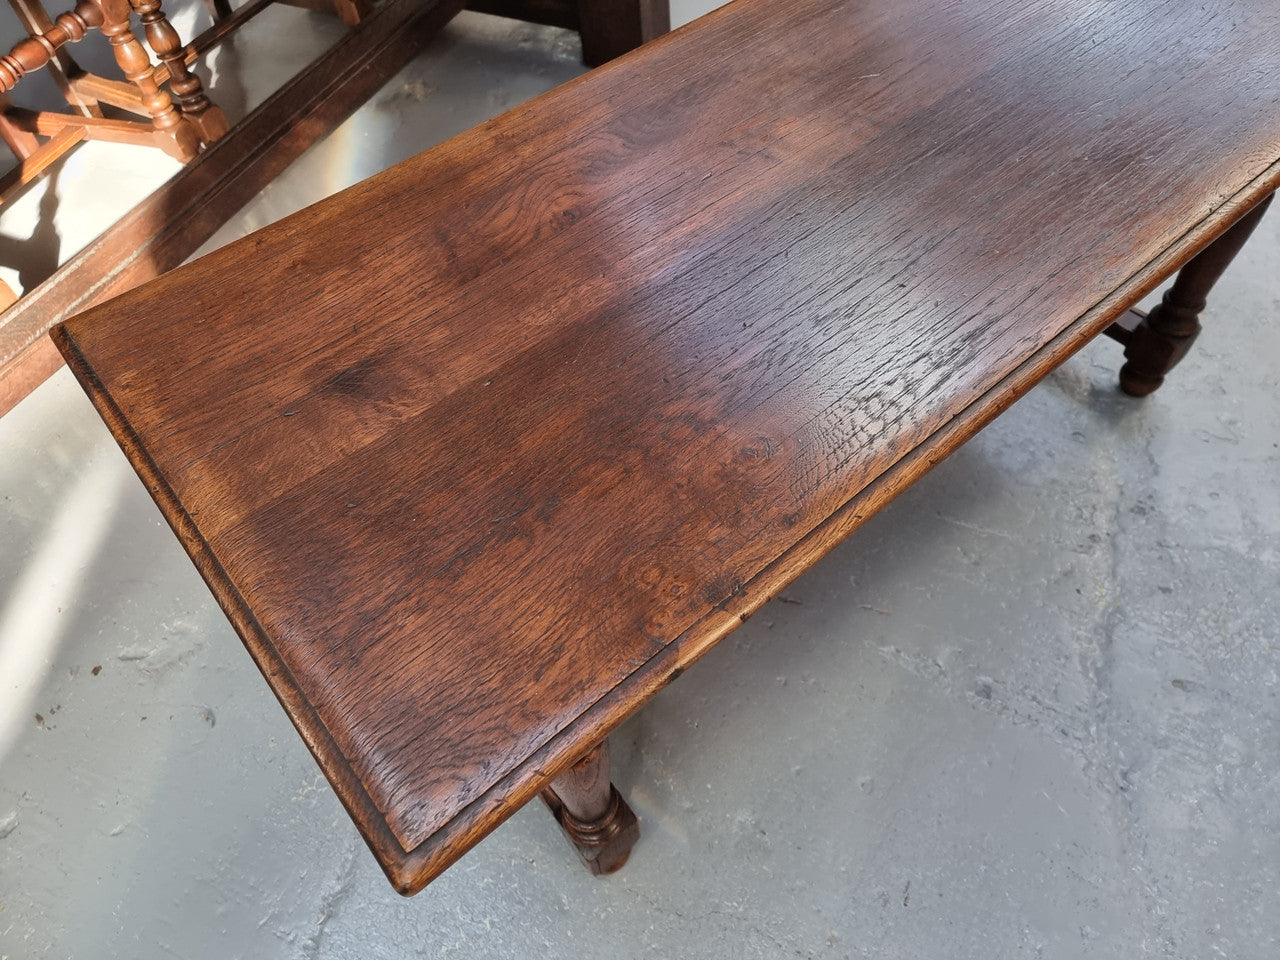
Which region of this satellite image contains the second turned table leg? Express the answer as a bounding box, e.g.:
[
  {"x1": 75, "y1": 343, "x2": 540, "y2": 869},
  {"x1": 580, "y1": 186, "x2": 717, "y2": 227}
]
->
[
  {"x1": 540, "y1": 739, "x2": 640, "y2": 875},
  {"x1": 1120, "y1": 192, "x2": 1274, "y2": 397}
]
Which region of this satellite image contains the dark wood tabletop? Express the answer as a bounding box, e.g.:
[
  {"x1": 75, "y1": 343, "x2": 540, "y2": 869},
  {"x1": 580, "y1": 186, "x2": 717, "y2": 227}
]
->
[{"x1": 55, "y1": 0, "x2": 1280, "y2": 893}]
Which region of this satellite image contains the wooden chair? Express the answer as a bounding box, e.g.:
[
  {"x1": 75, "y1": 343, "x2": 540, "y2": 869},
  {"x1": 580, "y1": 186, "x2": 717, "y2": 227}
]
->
[{"x1": 0, "y1": 0, "x2": 226, "y2": 203}]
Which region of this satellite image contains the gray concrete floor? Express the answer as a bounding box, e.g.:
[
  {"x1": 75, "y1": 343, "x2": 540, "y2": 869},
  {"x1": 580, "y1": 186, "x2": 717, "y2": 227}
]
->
[{"x1": 2, "y1": 3, "x2": 1279, "y2": 958}]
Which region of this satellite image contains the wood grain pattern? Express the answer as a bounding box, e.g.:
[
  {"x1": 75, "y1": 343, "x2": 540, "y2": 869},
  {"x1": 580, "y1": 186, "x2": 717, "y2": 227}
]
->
[{"x1": 54, "y1": 0, "x2": 1280, "y2": 893}]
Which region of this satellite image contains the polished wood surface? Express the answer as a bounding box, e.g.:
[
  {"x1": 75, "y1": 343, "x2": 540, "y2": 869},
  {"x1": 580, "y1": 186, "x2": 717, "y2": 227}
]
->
[{"x1": 55, "y1": 0, "x2": 1280, "y2": 893}]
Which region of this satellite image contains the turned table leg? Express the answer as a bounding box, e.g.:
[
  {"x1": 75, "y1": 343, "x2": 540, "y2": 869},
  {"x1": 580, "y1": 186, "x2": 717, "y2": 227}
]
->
[
  {"x1": 576, "y1": 0, "x2": 670, "y2": 67},
  {"x1": 1120, "y1": 192, "x2": 1273, "y2": 397},
  {"x1": 540, "y1": 739, "x2": 639, "y2": 875}
]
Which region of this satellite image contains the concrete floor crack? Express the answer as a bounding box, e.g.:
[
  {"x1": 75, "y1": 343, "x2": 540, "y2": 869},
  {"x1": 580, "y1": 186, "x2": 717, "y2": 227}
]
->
[{"x1": 300, "y1": 833, "x2": 364, "y2": 959}]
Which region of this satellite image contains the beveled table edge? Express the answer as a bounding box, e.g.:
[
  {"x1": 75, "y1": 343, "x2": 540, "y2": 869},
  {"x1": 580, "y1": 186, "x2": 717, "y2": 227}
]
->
[{"x1": 52, "y1": 158, "x2": 1280, "y2": 895}]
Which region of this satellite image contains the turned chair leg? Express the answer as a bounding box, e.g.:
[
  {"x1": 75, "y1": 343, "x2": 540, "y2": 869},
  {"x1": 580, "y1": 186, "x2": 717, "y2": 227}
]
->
[
  {"x1": 8, "y1": 0, "x2": 106, "y2": 118},
  {"x1": 1120, "y1": 192, "x2": 1273, "y2": 397},
  {"x1": 94, "y1": 0, "x2": 199, "y2": 161},
  {"x1": 130, "y1": 0, "x2": 228, "y2": 145},
  {"x1": 540, "y1": 739, "x2": 639, "y2": 875}
]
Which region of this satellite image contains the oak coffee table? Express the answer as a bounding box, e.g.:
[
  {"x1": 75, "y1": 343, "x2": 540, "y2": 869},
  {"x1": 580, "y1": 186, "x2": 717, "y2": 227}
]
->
[{"x1": 53, "y1": 0, "x2": 1278, "y2": 895}]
